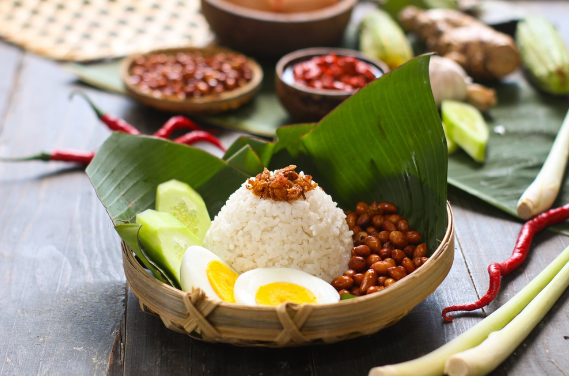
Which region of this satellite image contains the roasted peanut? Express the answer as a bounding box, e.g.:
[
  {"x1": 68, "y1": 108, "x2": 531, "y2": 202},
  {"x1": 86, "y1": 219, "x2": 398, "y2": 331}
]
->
[
  {"x1": 366, "y1": 254, "x2": 381, "y2": 268},
  {"x1": 353, "y1": 273, "x2": 364, "y2": 286},
  {"x1": 360, "y1": 269, "x2": 379, "y2": 293},
  {"x1": 346, "y1": 212, "x2": 358, "y2": 229},
  {"x1": 388, "y1": 266, "x2": 408, "y2": 280},
  {"x1": 379, "y1": 247, "x2": 392, "y2": 259},
  {"x1": 384, "y1": 278, "x2": 396, "y2": 287},
  {"x1": 353, "y1": 245, "x2": 371, "y2": 258},
  {"x1": 372, "y1": 215, "x2": 385, "y2": 229},
  {"x1": 397, "y1": 220, "x2": 410, "y2": 232},
  {"x1": 366, "y1": 285, "x2": 383, "y2": 294},
  {"x1": 413, "y1": 243, "x2": 428, "y2": 258},
  {"x1": 332, "y1": 276, "x2": 354, "y2": 291},
  {"x1": 378, "y1": 202, "x2": 397, "y2": 214},
  {"x1": 382, "y1": 220, "x2": 397, "y2": 232},
  {"x1": 391, "y1": 249, "x2": 406, "y2": 264},
  {"x1": 356, "y1": 213, "x2": 371, "y2": 228},
  {"x1": 343, "y1": 269, "x2": 356, "y2": 278},
  {"x1": 389, "y1": 231, "x2": 409, "y2": 249},
  {"x1": 406, "y1": 231, "x2": 422, "y2": 244},
  {"x1": 401, "y1": 257, "x2": 415, "y2": 273},
  {"x1": 372, "y1": 261, "x2": 392, "y2": 276},
  {"x1": 348, "y1": 256, "x2": 367, "y2": 272},
  {"x1": 403, "y1": 245, "x2": 415, "y2": 258},
  {"x1": 364, "y1": 236, "x2": 382, "y2": 253},
  {"x1": 355, "y1": 202, "x2": 369, "y2": 215},
  {"x1": 378, "y1": 231, "x2": 390, "y2": 244},
  {"x1": 387, "y1": 214, "x2": 403, "y2": 224}
]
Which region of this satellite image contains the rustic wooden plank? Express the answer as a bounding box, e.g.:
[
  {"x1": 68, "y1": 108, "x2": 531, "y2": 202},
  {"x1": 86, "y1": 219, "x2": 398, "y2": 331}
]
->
[
  {"x1": 0, "y1": 50, "x2": 126, "y2": 376},
  {"x1": 0, "y1": 43, "x2": 23, "y2": 129},
  {"x1": 449, "y1": 187, "x2": 569, "y2": 376},
  {"x1": 311, "y1": 225, "x2": 481, "y2": 375},
  {"x1": 122, "y1": 288, "x2": 314, "y2": 376}
]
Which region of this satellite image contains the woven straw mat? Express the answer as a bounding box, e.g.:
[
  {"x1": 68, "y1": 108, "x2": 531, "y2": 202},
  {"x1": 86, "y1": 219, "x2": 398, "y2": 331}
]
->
[{"x1": 0, "y1": 0, "x2": 214, "y2": 61}]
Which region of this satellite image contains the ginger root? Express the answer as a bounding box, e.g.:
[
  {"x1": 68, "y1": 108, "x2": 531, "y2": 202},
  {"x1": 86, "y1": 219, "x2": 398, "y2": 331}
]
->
[{"x1": 399, "y1": 6, "x2": 520, "y2": 80}]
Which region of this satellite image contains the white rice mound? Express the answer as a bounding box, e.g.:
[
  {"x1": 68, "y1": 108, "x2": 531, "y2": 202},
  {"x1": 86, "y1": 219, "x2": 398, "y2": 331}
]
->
[{"x1": 203, "y1": 180, "x2": 353, "y2": 283}]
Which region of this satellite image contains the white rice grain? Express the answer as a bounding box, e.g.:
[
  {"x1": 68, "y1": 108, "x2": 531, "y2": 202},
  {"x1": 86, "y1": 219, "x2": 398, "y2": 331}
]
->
[{"x1": 203, "y1": 181, "x2": 352, "y2": 282}]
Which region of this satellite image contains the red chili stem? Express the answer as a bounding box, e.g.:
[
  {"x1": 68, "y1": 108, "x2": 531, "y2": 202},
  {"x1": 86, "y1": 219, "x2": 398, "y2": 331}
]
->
[
  {"x1": 442, "y1": 203, "x2": 569, "y2": 322},
  {"x1": 71, "y1": 91, "x2": 141, "y2": 135},
  {"x1": 154, "y1": 116, "x2": 205, "y2": 139},
  {"x1": 174, "y1": 131, "x2": 226, "y2": 152},
  {"x1": 0, "y1": 149, "x2": 95, "y2": 164}
]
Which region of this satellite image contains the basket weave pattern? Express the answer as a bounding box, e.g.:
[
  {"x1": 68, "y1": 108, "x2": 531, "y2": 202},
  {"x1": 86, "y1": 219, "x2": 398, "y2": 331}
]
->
[
  {"x1": 0, "y1": 0, "x2": 213, "y2": 61},
  {"x1": 123, "y1": 204, "x2": 455, "y2": 347}
]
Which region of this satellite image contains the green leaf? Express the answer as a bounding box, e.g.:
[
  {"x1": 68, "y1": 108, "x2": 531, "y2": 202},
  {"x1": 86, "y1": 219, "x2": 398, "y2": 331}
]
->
[
  {"x1": 86, "y1": 133, "x2": 249, "y2": 223},
  {"x1": 87, "y1": 55, "x2": 448, "y2": 277},
  {"x1": 225, "y1": 144, "x2": 265, "y2": 177},
  {"x1": 447, "y1": 77, "x2": 569, "y2": 234},
  {"x1": 382, "y1": 0, "x2": 458, "y2": 19},
  {"x1": 223, "y1": 136, "x2": 275, "y2": 166},
  {"x1": 114, "y1": 223, "x2": 176, "y2": 286},
  {"x1": 301, "y1": 55, "x2": 447, "y2": 252},
  {"x1": 64, "y1": 61, "x2": 126, "y2": 94}
]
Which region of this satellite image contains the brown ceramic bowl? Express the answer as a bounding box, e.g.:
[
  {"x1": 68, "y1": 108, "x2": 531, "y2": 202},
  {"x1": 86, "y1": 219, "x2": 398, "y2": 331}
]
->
[
  {"x1": 276, "y1": 48, "x2": 389, "y2": 122},
  {"x1": 201, "y1": 0, "x2": 358, "y2": 58},
  {"x1": 121, "y1": 46, "x2": 263, "y2": 115}
]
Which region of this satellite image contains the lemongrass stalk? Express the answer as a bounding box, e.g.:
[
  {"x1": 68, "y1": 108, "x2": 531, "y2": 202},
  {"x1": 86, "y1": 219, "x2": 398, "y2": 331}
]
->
[
  {"x1": 517, "y1": 109, "x2": 569, "y2": 219},
  {"x1": 445, "y1": 256, "x2": 569, "y2": 376},
  {"x1": 368, "y1": 245, "x2": 569, "y2": 376}
]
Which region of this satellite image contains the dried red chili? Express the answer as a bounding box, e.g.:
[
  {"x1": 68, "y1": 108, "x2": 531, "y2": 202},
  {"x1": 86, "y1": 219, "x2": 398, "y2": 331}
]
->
[
  {"x1": 174, "y1": 131, "x2": 226, "y2": 152},
  {"x1": 153, "y1": 116, "x2": 204, "y2": 139},
  {"x1": 129, "y1": 51, "x2": 253, "y2": 100},
  {"x1": 293, "y1": 53, "x2": 378, "y2": 92},
  {"x1": 0, "y1": 149, "x2": 96, "y2": 164},
  {"x1": 442, "y1": 203, "x2": 569, "y2": 322},
  {"x1": 71, "y1": 92, "x2": 141, "y2": 135}
]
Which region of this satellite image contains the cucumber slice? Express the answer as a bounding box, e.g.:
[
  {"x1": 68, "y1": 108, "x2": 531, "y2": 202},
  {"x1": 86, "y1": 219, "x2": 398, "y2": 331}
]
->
[
  {"x1": 442, "y1": 100, "x2": 489, "y2": 163},
  {"x1": 156, "y1": 179, "x2": 211, "y2": 241},
  {"x1": 442, "y1": 121, "x2": 459, "y2": 154},
  {"x1": 136, "y1": 209, "x2": 202, "y2": 285}
]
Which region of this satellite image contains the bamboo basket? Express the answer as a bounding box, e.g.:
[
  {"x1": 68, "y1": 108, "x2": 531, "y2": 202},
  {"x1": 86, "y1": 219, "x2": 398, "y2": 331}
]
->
[{"x1": 122, "y1": 203, "x2": 455, "y2": 347}]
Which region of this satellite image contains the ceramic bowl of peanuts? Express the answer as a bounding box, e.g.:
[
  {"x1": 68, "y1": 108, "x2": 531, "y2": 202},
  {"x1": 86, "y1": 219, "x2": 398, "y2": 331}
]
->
[{"x1": 333, "y1": 201, "x2": 451, "y2": 299}]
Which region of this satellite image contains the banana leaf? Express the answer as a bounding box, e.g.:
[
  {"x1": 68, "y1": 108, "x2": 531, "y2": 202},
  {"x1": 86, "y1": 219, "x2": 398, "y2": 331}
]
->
[
  {"x1": 86, "y1": 55, "x2": 448, "y2": 285},
  {"x1": 448, "y1": 76, "x2": 569, "y2": 234}
]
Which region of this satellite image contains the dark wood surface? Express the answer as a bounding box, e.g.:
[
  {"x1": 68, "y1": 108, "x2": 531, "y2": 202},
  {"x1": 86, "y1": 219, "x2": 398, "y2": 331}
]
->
[{"x1": 1, "y1": 2, "x2": 569, "y2": 375}]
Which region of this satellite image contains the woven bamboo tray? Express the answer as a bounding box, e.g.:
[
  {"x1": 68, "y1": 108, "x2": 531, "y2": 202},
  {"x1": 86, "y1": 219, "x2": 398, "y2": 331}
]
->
[{"x1": 123, "y1": 203, "x2": 455, "y2": 347}]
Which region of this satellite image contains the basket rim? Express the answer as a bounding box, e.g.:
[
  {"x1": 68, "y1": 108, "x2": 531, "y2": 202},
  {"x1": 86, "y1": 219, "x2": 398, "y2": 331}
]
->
[{"x1": 123, "y1": 201, "x2": 454, "y2": 312}]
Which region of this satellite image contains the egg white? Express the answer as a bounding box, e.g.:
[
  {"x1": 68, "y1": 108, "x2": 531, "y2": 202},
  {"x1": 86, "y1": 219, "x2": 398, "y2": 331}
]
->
[
  {"x1": 180, "y1": 245, "x2": 236, "y2": 302},
  {"x1": 233, "y1": 268, "x2": 340, "y2": 306}
]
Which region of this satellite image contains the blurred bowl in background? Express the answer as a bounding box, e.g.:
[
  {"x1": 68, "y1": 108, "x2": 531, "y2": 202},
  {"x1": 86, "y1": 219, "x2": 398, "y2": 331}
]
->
[
  {"x1": 275, "y1": 47, "x2": 389, "y2": 122},
  {"x1": 121, "y1": 46, "x2": 263, "y2": 115},
  {"x1": 201, "y1": 0, "x2": 358, "y2": 58}
]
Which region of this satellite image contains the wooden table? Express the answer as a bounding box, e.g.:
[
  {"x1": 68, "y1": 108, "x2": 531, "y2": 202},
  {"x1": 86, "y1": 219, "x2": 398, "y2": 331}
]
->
[{"x1": 1, "y1": 2, "x2": 569, "y2": 375}]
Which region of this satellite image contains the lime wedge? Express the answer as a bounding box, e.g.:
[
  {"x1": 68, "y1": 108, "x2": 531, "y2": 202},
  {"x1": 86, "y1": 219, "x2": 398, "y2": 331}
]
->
[
  {"x1": 442, "y1": 121, "x2": 459, "y2": 154},
  {"x1": 442, "y1": 100, "x2": 489, "y2": 163},
  {"x1": 156, "y1": 179, "x2": 211, "y2": 241},
  {"x1": 136, "y1": 209, "x2": 202, "y2": 285}
]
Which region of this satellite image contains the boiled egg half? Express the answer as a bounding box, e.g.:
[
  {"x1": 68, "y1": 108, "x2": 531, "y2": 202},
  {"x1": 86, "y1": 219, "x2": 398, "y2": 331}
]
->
[
  {"x1": 180, "y1": 246, "x2": 239, "y2": 303},
  {"x1": 234, "y1": 268, "x2": 340, "y2": 306}
]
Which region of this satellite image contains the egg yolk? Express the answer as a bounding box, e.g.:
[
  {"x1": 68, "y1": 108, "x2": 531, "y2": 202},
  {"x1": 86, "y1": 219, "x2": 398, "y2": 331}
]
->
[
  {"x1": 255, "y1": 282, "x2": 317, "y2": 306},
  {"x1": 206, "y1": 260, "x2": 239, "y2": 303}
]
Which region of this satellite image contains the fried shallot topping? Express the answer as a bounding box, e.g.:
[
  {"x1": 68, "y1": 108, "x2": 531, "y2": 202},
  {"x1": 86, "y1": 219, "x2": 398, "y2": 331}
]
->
[{"x1": 246, "y1": 165, "x2": 318, "y2": 202}]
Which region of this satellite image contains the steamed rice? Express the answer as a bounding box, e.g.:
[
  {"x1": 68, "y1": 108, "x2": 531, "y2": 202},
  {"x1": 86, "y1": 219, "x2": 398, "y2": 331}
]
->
[{"x1": 203, "y1": 180, "x2": 352, "y2": 283}]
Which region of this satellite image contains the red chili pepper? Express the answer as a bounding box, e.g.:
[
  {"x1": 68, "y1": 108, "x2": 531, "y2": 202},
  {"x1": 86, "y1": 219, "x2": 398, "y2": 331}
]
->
[
  {"x1": 442, "y1": 204, "x2": 569, "y2": 322},
  {"x1": 153, "y1": 116, "x2": 204, "y2": 139},
  {"x1": 71, "y1": 92, "x2": 141, "y2": 135},
  {"x1": 174, "y1": 131, "x2": 226, "y2": 152},
  {"x1": 0, "y1": 149, "x2": 95, "y2": 164}
]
